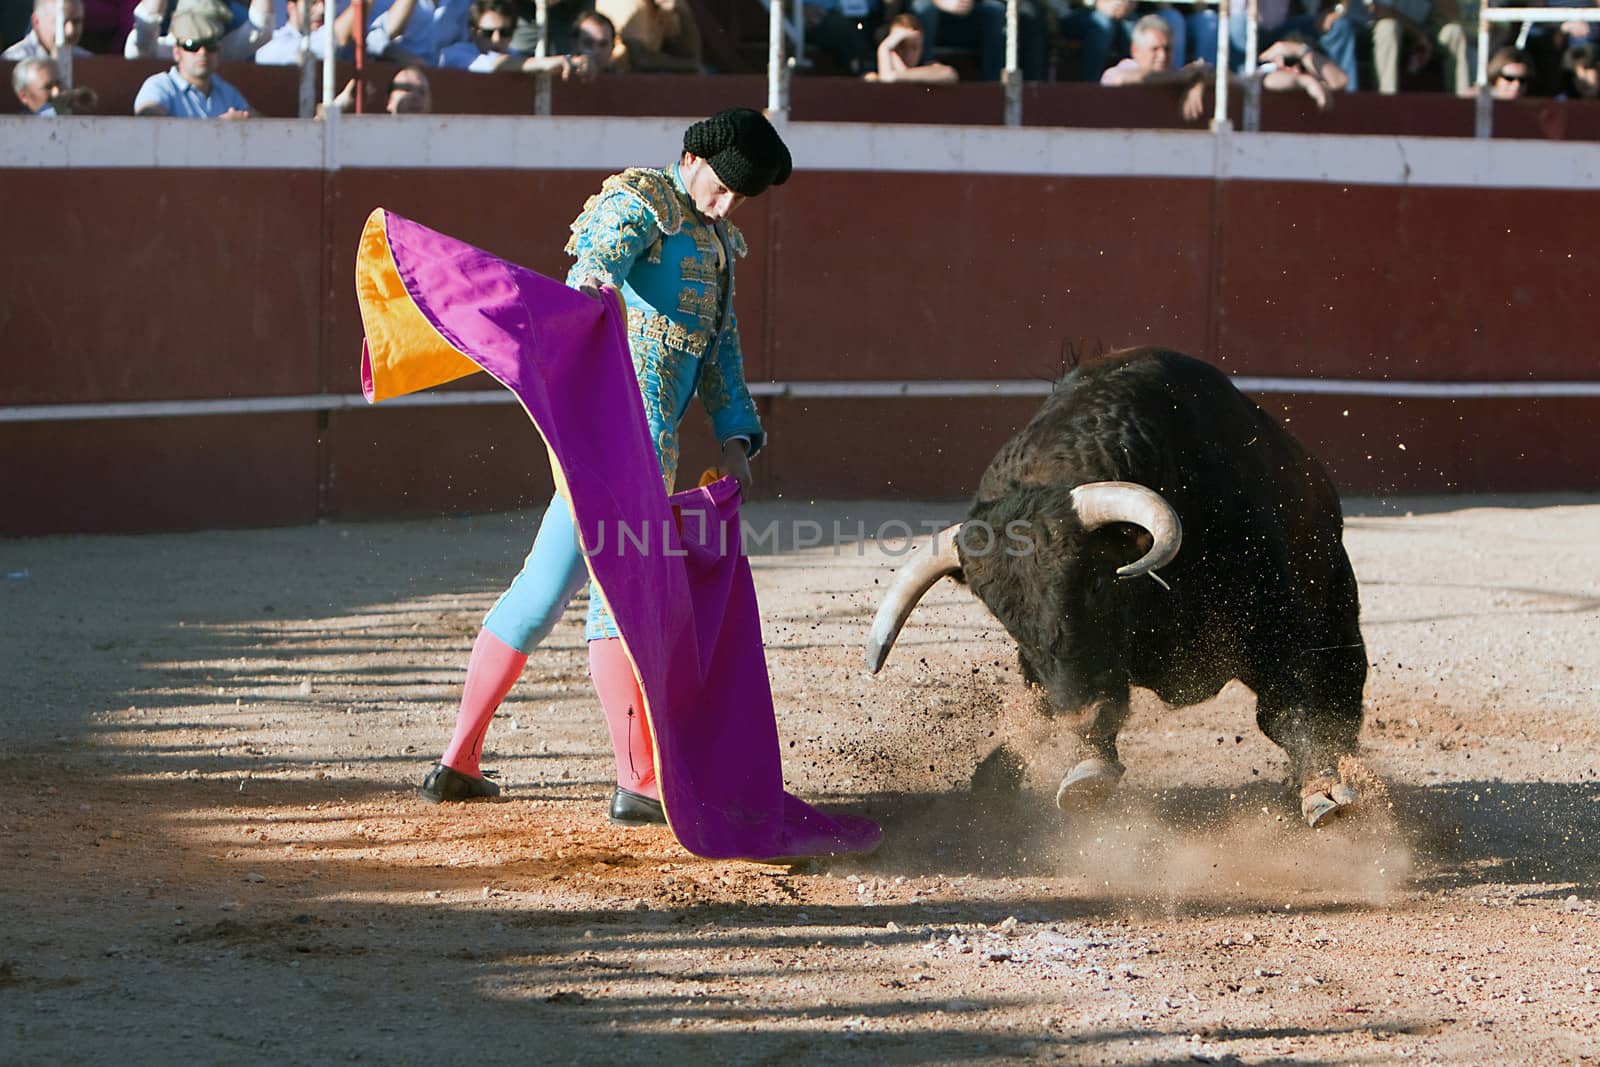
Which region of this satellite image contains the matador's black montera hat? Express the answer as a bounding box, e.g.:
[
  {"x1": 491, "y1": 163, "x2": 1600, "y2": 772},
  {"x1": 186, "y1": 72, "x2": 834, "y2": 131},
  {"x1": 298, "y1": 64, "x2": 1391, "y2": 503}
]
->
[{"x1": 683, "y1": 107, "x2": 793, "y2": 198}]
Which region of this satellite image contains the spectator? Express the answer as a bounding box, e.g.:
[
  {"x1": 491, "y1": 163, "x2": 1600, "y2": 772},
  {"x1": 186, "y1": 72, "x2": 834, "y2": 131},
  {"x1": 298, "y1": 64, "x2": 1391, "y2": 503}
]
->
[
  {"x1": 913, "y1": 0, "x2": 1045, "y2": 81},
  {"x1": 571, "y1": 9, "x2": 617, "y2": 73},
  {"x1": 596, "y1": 0, "x2": 701, "y2": 72},
  {"x1": 3, "y1": 0, "x2": 92, "y2": 61},
  {"x1": 320, "y1": 62, "x2": 434, "y2": 112},
  {"x1": 437, "y1": 0, "x2": 594, "y2": 74},
  {"x1": 362, "y1": 0, "x2": 474, "y2": 63},
  {"x1": 864, "y1": 12, "x2": 958, "y2": 81},
  {"x1": 1486, "y1": 45, "x2": 1531, "y2": 99},
  {"x1": 1338, "y1": 0, "x2": 1468, "y2": 95},
  {"x1": 11, "y1": 55, "x2": 61, "y2": 113},
  {"x1": 1061, "y1": 1, "x2": 1192, "y2": 80},
  {"x1": 254, "y1": 0, "x2": 349, "y2": 63},
  {"x1": 13, "y1": 53, "x2": 98, "y2": 112},
  {"x1": 803, "y1": 0, "x2": 884, "y2": 76},
  {"x1": 384, "y1": 62, "x2": 432, "y2": 108},
  {"x1": 1187, "y1": 0, "x2": 1355, "y2": 90},
  {"x1": 1104, "y1": 15, "x2": 1341, "y2": 119},
  {"x1": 1520, "y1": 0, "x2": 1595, "y2": 96},
  {"x1": 1100, "y1": 13, "x2": 1214, "y2": 116},
  {"x1": 1099, "y1": 12, "x2": 1166, "y2": 77},
  {"x1": 1257, "y1": 31, "x2": 1348, "y2": 103},
  {"x1": 133, "y1": 6, "x2": 254, "y2": 116},
  {"x1": 1562, "y1": 41, "x2": 1600, "y2": 98},
  {"x1": 125, "y1": 0, "x2": 273, "y2": 60}
]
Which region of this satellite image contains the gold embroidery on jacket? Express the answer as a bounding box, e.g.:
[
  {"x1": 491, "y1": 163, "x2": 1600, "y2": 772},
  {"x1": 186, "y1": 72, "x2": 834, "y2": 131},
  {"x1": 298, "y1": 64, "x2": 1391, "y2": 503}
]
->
[
  {"x1": 679, "y1": 255, "x2": 717, "y2": 285},
  {"x1": 698, "y1": 358, "x2": 732, "y2": 415},
  {"x1": 689, "y1": 226, "x2": 719, "y2": 257},
  {"x1": 627, "y1": 307, "x2": 710, "y2": 357},
  {"x1": 565, "y1": 191, "x2": 654, "y2": 280},
  {"x1": 677, "y1": 288, "x2": 719, "y2": 325},
  {"x1": 610, "y1": 168, "x2": 684, "y2": 234}
]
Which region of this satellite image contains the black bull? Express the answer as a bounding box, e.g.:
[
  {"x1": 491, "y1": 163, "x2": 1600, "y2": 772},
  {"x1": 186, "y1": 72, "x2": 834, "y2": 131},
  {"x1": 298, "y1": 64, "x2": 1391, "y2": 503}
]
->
[{"x1": 865, "y1": 349, "x2": 1367, "y2": 827}]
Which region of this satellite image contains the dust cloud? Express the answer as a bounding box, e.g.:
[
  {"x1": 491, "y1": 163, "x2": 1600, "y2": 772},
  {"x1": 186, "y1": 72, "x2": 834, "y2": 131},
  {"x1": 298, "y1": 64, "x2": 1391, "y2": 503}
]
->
[{"x1": 864, "y1": 671, "x2": 1413, "y2": 910}]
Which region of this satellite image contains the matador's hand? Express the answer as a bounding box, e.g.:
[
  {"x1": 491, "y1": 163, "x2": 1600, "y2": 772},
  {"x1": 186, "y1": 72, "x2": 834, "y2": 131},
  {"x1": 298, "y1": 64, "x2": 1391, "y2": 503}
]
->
[{"x1": 719, "y1": 439, "x2": 752, "y2": 496}]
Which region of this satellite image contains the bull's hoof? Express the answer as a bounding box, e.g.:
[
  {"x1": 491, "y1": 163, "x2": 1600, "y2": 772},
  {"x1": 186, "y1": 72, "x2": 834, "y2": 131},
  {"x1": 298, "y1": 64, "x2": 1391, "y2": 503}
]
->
[
  {"x1": 1054, "y1": 758, "x2": 1124, "y2": 811},
  {"x1": 1301, "y1": 791, "x2": 1340, "y2": 828},
  {"x1": 1301, "y1": 784, "x2": 1359, "y2": 828},
  {"x1": 1299, "y1": 761, "x2": 1367, "y2": 827}
]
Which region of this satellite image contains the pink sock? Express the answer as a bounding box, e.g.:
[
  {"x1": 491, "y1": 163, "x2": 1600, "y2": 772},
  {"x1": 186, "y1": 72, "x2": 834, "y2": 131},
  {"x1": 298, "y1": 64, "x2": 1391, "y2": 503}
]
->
[
  {"x1": 440, "y1": 629, "x2": 528, "y2": 778},
  {"x1": 588, "y1": 637, "x2": 657, "y2": 799}
]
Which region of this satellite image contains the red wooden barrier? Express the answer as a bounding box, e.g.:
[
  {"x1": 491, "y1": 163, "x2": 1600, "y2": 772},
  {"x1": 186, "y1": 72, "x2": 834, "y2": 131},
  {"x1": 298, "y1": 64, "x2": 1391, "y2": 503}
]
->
[{"x1": 2, "y1": 116, "x2": 1597, "y2": 534}]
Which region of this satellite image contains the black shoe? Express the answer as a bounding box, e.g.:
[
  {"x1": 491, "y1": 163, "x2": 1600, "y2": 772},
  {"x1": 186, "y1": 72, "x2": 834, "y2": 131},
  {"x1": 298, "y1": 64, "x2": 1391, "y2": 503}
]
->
[
  {"x1": 419, "y1": 762, "x2": 500, "y2": 804},
  {"x1": 608, "y1": 786, "x2": 666, "y2": 825}
]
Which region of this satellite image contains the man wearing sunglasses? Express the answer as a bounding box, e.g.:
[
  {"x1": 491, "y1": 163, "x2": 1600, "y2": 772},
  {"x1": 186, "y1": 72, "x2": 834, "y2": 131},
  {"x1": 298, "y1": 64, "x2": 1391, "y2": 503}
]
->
[
  {"x1": 436, "y1": 0, "x2": 593, "y2": 76},
  {"x1": 571, "y1": 10, "x2": 617, "y2": 73},
  {"x1": 134, "y1": 6, "x2": 254, "y2": 116},
  {"x1": 1487, "y1": 45, "x2": 1533, "y2": 99}
]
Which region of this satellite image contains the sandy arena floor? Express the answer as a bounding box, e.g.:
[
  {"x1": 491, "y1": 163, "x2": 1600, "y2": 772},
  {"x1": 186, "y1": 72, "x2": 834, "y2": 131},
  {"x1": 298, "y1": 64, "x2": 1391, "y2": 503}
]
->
[{"x1": 2, "y1": 494, "x2": 1598, "y2": 1065}]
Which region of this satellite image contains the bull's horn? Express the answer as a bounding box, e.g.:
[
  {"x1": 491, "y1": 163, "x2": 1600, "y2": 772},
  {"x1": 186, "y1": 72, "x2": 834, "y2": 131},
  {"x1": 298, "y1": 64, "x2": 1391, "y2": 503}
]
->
[
  {"x1": 1069, "y1": 481, "x2": 1182, "y2": 580},
  {"x1": 865, "y1": 524, "x2": 963, "y2": 674}
]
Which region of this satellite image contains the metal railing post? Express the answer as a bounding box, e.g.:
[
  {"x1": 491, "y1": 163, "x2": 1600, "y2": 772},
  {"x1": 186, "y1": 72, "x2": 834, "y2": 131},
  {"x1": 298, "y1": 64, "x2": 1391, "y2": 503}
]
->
[
  {"x1": 768, "y1": 0, "x2": 789, "y2": 118},
  {"x1": 352, "y1": 0, "x2": 366, "y2": 112},
  {"x1": 1242, "y1": 0, "x2": 1260, "y2": 131},
  {"x1": 297, "y1": 0, "x2": 314, "y2": 117},
  {"x1": 1003, "y1": 0, "x2": 1021, "y2": 126},
  {"x1": 1213, "y1": 0, "x2": 1231, "y2": 130},
  {"x1": 322, "y1": 8, "x2": 338, "y2": 117},
  {"x1": 55, "y1": 2, "x2": 72, "y2": 87},
  {"x1": 1475, "y1": 4, "x2": 1492, "y2": 138},
  {"x1": 535, "y1": 0, "x2": 552, "y2": 116}
]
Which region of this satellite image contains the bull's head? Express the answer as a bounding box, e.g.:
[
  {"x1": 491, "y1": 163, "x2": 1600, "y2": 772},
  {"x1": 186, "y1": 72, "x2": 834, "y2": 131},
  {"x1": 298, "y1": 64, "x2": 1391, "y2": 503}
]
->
[{"x1": 865, "y1": 481, "x2": 1181, "y2": 710}]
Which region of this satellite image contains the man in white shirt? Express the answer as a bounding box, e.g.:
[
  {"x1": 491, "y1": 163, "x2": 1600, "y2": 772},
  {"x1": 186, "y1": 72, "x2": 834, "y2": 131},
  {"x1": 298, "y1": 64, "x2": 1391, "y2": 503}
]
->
[
  {"x1": 2, "y1": 0, "x2": 93, "y2": 61},
  {"x1": 253, "y1": 0, "x2": 349, "y2": 63}
]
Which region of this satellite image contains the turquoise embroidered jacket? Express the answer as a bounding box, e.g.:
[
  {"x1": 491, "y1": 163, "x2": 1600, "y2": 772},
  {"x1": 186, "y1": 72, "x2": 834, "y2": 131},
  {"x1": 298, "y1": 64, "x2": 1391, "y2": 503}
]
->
[{"x1": 564, "y1": 162, "x2": 765, "y2": 492}]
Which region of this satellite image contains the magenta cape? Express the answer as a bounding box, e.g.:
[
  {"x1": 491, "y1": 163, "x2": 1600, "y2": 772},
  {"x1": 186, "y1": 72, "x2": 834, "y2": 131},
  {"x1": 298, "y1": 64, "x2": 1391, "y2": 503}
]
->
[{"x1": 355, "y1": 208, "x2": 881, "y2": 862}]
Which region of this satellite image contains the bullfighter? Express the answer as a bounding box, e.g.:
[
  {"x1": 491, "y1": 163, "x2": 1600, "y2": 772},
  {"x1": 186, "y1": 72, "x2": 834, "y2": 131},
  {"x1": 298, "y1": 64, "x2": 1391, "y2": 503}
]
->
[{"x1": 417, "y1": 106, "x2": 792, "y2": 823}]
